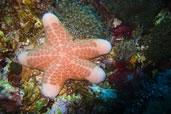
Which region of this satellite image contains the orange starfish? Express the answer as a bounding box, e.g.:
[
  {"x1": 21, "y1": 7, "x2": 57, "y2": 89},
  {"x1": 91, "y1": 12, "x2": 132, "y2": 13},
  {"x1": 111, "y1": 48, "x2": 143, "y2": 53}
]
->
[{"x1": 18, "y1": 13, "x2": 112, "y2": 98}]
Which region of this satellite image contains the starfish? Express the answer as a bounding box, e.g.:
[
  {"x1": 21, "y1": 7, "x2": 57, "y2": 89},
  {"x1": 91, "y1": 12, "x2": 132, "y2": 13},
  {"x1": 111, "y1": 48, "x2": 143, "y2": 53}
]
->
[{"x1": 18, "y1": 13, "x2": 112, "y2": 98}]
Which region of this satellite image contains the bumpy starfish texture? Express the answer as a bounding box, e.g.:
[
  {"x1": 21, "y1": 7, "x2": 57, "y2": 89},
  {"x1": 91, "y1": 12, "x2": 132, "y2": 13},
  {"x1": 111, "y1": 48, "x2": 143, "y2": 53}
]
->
[{"x1": 18, "y1": 13, "x2": 112, "y2": 98}]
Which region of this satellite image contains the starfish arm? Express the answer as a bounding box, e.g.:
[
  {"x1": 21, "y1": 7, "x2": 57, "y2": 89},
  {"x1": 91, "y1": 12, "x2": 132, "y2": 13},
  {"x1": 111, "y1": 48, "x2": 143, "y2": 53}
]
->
[
  {"x1": 18, "y1": 51, "x2": 30, "y2": 67},
  {"x1": 67, "y1": 58, "x2": 106, "y2": 84},
  {"x1": 42, "y1": 13, "x2": 73, "y2": 45},
  {"x1": 41, "y1": 64, "x2": 67, "y2": 98},
  {"x1": 18, "y1": 45, "x2": 53, "y2": 71},
  {"x1": 71, "y1": 39, "x2": 112, "y2": 59}
]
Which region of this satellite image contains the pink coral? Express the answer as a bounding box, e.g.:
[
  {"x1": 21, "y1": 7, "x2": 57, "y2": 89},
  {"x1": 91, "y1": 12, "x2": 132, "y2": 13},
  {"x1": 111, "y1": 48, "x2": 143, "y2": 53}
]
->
[{"x1": 113, "y1": 24, "x2": 133, "y2": 38}]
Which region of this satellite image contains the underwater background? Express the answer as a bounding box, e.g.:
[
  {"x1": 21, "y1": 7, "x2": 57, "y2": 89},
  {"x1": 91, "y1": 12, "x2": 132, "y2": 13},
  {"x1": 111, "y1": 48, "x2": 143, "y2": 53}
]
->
[{"x1": 0, "y1": 0, "x2": 171, "y2": 113}]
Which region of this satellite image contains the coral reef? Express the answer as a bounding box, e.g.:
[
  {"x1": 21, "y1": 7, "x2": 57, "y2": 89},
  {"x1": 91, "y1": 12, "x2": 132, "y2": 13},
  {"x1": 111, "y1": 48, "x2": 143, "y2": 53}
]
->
[
  {"x1": 21, "y1": 77, "x2": 49, "y2": 112},
  {"x1": 112, "y1": 24, "x2": 133, "y2": 38},
  {"x1": 113, "y1": 39, "x2": 137, "y2": 61},
  {"x1": 90, "y1": 84, "x2": 117, "y2": 102},
  {"x1": 145, "y1": 15, "x2": 171, "y2": 63},
  {"x1": 0, "y1": 0, "x2": 170, "y2": 113},
  {"x1": 0, "y1": 76, "x2": 23, "y2": 113},
  {"x1": 53, "y1": 0, "x2": 109, "y2": 39},
  {"x1": 65, "y1": 81, "x2": 96, "y2": 114},
  {"x1": 100, "y1": 0, "x2": 163, "y2": 31},
  {"x1": 108, "y1": 66, "x2": 171, "y2": 113},
  {"x1": 48, "y1": 97, "x2": 70, "y2": 114}
]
